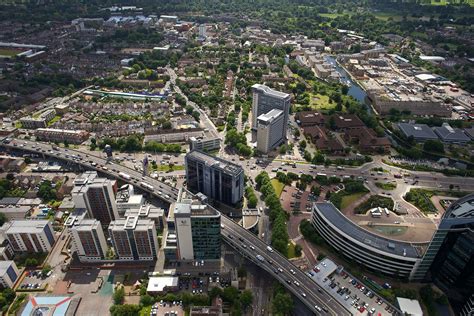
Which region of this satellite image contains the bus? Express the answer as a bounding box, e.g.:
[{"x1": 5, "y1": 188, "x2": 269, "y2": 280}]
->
[
  {"x1": 140, "y1": 182, "x2": 154, "y2": 191},
  {"x1": 118, "y1": 172, "x2": 131, "y2": 180}
]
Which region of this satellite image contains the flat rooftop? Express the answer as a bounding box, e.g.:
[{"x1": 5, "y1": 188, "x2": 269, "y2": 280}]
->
[
  {"x1": 174, "y1": 200, "x2": 220, "y2": 218},
  {"x1": 314, "y1": 203, "x2": 426, "y2": 258},
  {"x1": 257, "y1": 109, "x2": 283, "y2": 123},
  {"x1": 147, "y1": 276, "x2": 178, "y2": 292},
  {"x1": 6, "y1": 220, "x2": 50, "y2": 234},
  {"x1": 109, "y1": 217, "x2": 154, "y2": 231},
  {"x1": 252, "y1": 83, "x2": 290, "y2": 99},
  {"x1": 186, "y1": 150, "x2": 243, "y2": 177}
]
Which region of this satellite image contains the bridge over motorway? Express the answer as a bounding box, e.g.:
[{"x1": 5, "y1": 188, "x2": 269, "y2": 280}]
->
[{"x1": 1, "y1": 138, "x2": 351, "y2": 315}]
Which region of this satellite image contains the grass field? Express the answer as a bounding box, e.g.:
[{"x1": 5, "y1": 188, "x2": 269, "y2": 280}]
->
[
  {"x1": 0, "y1": 48, "x2": 19, "y2": 57},
  {"x1": 271, "y1": 178, "x2": 285, "y2": 197},
  {"x1": 157, "y1": 164, "x2": 185, "y2": 172},
  {"x1": 340, "y1": 192, "x2": 367, "y2": 209},
  {"x1": 375, "y1": 182, "x2": 397, "y2": 190},
  {"x1": 310, "y1": 93, "x2": 337, "y2": 110}
]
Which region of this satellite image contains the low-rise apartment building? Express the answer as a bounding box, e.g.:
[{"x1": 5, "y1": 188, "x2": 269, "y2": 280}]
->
[
  {"x1": 19, "y1": 109, "x2": 56, "y2": 129},
  {"x1": 34, "y1": 128, "x2": 90, "y2": 144}
]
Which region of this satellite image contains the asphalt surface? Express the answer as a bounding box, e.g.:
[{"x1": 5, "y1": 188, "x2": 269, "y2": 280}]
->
[
  {"x1": 1, "y1": 137, "x2": 350, "y2": 315},
  {"x1": 3, "y1": 137, "x2": 473, "y2": 315},
  {"x1": 1, "y1": 138, "x2": 180, "y2": 203},
  {"x1": 221, "y1": 216, "x2": 351, "y2": 316}
]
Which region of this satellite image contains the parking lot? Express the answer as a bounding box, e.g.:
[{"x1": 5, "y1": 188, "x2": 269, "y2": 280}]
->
[
  {"x1": 280, "y1": 186, "x2": 318, "y2": 212},
  {"x1": 18, "y1": 270, "x2": 51, "y2": 291},
  {"x1": 307, "y1": 259, "x2": 400, "y2": 316}
]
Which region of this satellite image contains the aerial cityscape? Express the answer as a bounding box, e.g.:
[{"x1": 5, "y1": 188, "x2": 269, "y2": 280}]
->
[{"x1": 0, "y1": 0, "x2": 473, "y2": 315}]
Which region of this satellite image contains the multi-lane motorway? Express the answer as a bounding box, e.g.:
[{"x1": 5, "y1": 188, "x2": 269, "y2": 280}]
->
[
  {"x1": 221, "y1": 216, "x2": 350, "y2": 315},
  {"x1": 0, "y1": 138, "x2": 180, "y2": 203},
  {"x1": 1, "y1": 137, "x2": 348, "y2": 315}
]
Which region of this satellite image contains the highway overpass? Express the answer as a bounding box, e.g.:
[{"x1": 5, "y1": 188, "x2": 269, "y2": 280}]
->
[{"x1": 1, "y1": 138, "x2": 351, "y2": 315}]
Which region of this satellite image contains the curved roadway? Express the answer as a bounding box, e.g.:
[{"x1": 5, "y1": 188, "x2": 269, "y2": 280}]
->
[{"x1": 1, "y1": 138, "x2": 350, "y2": 315}]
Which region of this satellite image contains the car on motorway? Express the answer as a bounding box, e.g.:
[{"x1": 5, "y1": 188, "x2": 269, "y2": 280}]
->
[
  {"x1": 250, "y1": 245, "x2": 255, "y2": 250},
  {"x1": 277, "y1": 268, "x2": 283, "y2": 273},
  {"x1": 314, "y1": 305, "x2": 322, "y2": 312},
  {"x1": 266, "y1": 246, "x2": 273, "y2": 252},
  {"x1": 301, "y1": 292, "x2": 306, "y2": 298},
  {"x1": 289, "y1": 269, "x2": 296, "y2": 275},
  {"x1": 293, "y1": 280, "x2": 300, "y2": 286}
]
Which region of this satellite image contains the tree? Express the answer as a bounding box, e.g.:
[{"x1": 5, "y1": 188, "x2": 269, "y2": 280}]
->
[
  {"x1": 209, "y1": 287, "x2": 223, "y2": 300},
  {"x1": 140, "y1": 294, "x2": 154, "y2": 306},
  {"x1": 90, "y1": 138, "x2": 97, "y2": 150},
  {"x1": 240, "y1": 290, "x2": 253, "y2": 309},
  {"x1": 423, "y1": 140, "x2": 444, "y2": 153},
  {"x1": 311, "y1": 186, "x2": 321, "y2": 197},
  {"x1": 110, "y1": 304, "x2": 141, "y2": 316},
  {"x1": 25, "y1": 258, "x2": 38, "y2": 267},
  {"x1": 279, "y1": 144, "x2": 287, "y2": 155},
  {"x1": 247, "y1": 195, "x2": 258, "y2": 208},
  {"x1": 41, "y1": 264, "x2": 51, "y2": 276},
  {"x1": 272, "y1": 293, "x2": 293, "y2": 315},
  {"x1": 37, "y1": 181, "x2": 57, "y2": 202},
  {"x1": 294, "y1": 244, "x2": 302, "y2": 257},
  {"x1": 113, "y1": 286, "x2": 125, "y2": 305},
  {"x1": 222, "y1": 286, "x2": 239, "y2": 304},
  {"x1": 299, "y1": 140, "x2": 307, "y2": 149},
  {"x1": 162, "y1": 121, "x2": 172, "y2": 129}
]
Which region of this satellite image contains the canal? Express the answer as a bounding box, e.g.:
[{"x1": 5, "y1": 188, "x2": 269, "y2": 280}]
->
[{"x1": 324, "y1": 55, "x2": 371, "y2": 110}]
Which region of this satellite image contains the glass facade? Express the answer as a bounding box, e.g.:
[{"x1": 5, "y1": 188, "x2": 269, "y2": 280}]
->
[
  {"x1": 418, "y1": 194, "x2": 474, "y2": 314},
  {"x1": 6, "y1": 266, "x2": 17, "y2": 284},
  {"x1": 429, "y1": 227, "x2": 474, "y2": 312},
  {"x1": 191, "y1": 216, "x2": 221, "y2": 260},
  {"x1": 185, "y1": 153, "x2": 243, "y2": 205}
]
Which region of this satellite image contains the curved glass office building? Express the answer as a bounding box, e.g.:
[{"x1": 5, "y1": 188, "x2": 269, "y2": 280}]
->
[{"x1": 311, "y1": 202, "x2": 427, "y2": 280}]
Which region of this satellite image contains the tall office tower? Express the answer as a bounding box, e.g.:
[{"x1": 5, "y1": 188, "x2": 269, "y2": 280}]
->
[
  {"x1": 72, "y1": 171, "x2": 118, "y2": 226},
  {"x1": 5, "y1": 220, "x2": 55, "y2": 253},
  {"x1": 69, "y1": 219, "x2": 108, "y2": 262},
  {"x1": 251, "y1": 84, "x2": 291, "y2": 137},
  {"x1": 108, "y1": 216, "x2": 159, "y2": 261},
  {"x1": 185, "y1": 150, "x2": 244, "y2": 205},
  {"x1": 256, "y1": 109, "x2": 285, "y2": 153},
  {"x1": 412, "y1": 194, "x2": 474, "y2": 313},
  {"x1": 173, "y1": 195, "x2": 221, "y2": 261}
]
